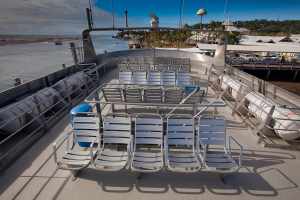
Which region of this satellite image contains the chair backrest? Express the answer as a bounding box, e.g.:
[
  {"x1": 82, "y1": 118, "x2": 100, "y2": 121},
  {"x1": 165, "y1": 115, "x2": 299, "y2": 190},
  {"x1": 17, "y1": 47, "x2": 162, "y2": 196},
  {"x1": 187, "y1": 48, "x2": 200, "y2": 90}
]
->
[
  {"x1": 148, "y1": 72, "x2": 162, "y2": 85},
  {"x1": 102, "y1": 88, "x2": 123, "y2": 103},
  {"x1": 135, "y1": 116, "x2": 163, "y2": 147},
  {"x1": 162, "y1": 72, "x2": 176, "y2": 86},
  {"x1": 198, "y1": 117, "x2": 226, "y2": 146},
  {"x1": 144, "y1": 88, "x2": 163, "y2": 103},
  {"x1": 164, "y1": 88, "x2": 183, "y2": 104},
  {"x1": 124, "y1": 88, "x2": 142, "y2": 103},
  {"x1": 176, "y1": 72, "x2": 191, "y2": 86},
  {"x1": 133, "y1": 71, "x2": 147, "y2": 85},
  {"x1": 103, "y1": 116, "x2": 131, "y2": 145},
  {"x1": 119, "y1": 71, "x2": 132, "y2": 84},
  {"x1": 167, "y1": 117, "x2": 195, "y2": 148},
  {"x1": 72, "y1": 114, "x2": 100, "y2": 145},
  {"x1": 184, "y1": 90, "x2": 204, "y2": 104}
]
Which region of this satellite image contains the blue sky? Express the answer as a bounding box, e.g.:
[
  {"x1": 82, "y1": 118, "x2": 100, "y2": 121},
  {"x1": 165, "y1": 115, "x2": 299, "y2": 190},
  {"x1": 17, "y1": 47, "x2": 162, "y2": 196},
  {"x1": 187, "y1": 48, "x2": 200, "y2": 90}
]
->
[
  {"x1": 94, "y1": 0, "x2": 300, "y2": 27},
  {"x1": 1, "y1": 0, "x2": 300, "y2": 34}
]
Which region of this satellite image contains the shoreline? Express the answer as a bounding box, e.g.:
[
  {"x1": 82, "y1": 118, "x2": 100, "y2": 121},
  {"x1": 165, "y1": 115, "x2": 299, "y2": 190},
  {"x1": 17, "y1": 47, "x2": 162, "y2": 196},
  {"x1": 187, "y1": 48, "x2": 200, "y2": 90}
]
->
[{"x1": 0, "y1": 35, "x2": 80, "y2": 46}]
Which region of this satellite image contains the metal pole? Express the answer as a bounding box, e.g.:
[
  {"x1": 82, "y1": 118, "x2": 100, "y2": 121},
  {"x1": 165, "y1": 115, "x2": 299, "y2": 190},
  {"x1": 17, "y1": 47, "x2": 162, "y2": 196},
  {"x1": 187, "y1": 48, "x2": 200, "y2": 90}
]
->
[
  {"x1": 179, "y1": 0, "x2": 184, "y2": 29},
  {"x1": 112, "y1": 0, "x2": 115, "y2": 29},
  {"x1": 88, "y1": 0, "x2": 94, "y2": 28},
  {"x1": 125, "y1": 9, "x2": 128, "y2": 27},
  {"x1": 86, "y1": 8, "x2": 93, "y2": 30},
  {"x1": 70, "y1": 42, "x2": 79, "y2": 66},
  {"x1": 200, "y1": 16, "x2": 203, "y2": 29}
]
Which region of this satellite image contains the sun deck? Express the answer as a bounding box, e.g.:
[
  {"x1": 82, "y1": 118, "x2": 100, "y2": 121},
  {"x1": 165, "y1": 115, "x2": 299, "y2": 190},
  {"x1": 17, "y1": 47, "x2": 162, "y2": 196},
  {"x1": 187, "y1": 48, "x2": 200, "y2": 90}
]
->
[{"x1": 1, "y1": 65, "x2": 300, "y2": 200}]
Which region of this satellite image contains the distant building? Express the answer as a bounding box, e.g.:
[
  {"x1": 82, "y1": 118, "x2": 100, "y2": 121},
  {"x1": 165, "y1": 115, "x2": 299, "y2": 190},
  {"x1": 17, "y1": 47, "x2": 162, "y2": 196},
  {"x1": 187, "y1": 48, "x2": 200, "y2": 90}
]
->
[
  {"x1": 222, "y1": 20, "x2": 250, "y2": 34},
  {"x1": 240, "y1": 35, "x2": 300, "y2": 61},
  {"x1": 150, "y1": 15, "x2": 159, "y2": 29}
]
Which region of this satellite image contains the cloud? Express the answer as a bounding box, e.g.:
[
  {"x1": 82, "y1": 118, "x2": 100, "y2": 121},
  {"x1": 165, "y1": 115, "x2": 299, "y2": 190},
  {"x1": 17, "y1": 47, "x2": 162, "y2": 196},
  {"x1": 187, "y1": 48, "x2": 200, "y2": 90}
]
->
[{"x1": 0, "y1": 0, "x2": 114, "y2": 34}]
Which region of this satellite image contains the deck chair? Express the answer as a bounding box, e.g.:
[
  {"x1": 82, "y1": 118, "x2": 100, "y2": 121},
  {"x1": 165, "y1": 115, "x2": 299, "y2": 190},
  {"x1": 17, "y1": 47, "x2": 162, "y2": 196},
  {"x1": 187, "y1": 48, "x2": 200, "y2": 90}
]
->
[
  {"x1": 131, "y1": 115, "x2": 164, "y2": 172},
  {"x1": 144, "y1": 88, "x2": 163, "y2": 103},
  {"x1": 197, "y1": 116, "x2": 243, "y2": 173},
  {"x1": 176, "y1": 72, "x2": 191, "y2": 86},
  {"x1": 52, "y1": 113, "x2": 100, "y2": 171},
  {"x1": 102, "y1": 87, "x2": 124, "y2": 103},
  {"x1": 162, "y1": 72, "x2": 176, "y2": 86},
  {"x1": 119, "y1": 71, "x2": 132, "y2": 84},
  {"x1": 92, "y1": 116, "x2": 132, "y2": 171},
  {"x1": 133, "y1": 71, "x2": 147, "y2": 85},
  {"x1": 148, "y1": 72, "x2": 162, "y2": 85},
  {"x1": 164, "y1": 88, "x2": 183, "y2": 104},
  {"x1": 124, "y1": 87, "x2": 143, "y2": 103},
  {"x1": 165, "y1": 115, "x2": 201, "y2": 172}
]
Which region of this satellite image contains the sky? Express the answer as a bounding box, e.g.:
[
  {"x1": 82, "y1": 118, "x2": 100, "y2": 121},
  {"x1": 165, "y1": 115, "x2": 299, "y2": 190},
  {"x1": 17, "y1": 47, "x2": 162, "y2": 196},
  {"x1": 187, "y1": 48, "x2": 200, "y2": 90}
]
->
[{"x1": 1, "y1": 0, "x2": 300, "y2": 34}]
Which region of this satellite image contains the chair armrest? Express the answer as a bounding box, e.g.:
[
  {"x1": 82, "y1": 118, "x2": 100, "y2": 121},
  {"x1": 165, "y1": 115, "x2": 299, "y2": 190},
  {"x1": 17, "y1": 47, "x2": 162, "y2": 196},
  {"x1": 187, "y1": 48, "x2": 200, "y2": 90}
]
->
[
  {"x1": 164, "y1": 135, "x2": 169, "y2": 166},
  {"x1": 52, "y1": 130, "x2": 73, "y2": 164},
  {"x1": 89, "y1": 137, "x2": 100, "y2": 165},
  {"x1": 228, "y1": 136, "x2": 243, "y2": 167}
]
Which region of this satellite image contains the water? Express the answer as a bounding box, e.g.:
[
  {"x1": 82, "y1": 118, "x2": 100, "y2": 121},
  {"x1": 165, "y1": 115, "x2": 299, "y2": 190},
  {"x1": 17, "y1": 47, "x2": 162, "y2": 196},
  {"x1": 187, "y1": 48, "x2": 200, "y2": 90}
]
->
[
  {"x1": 0, "y1": 34, "x2": 128, "y2": 92},
  {"x1": 92, "y1": 34, "x2": 128, "y2": 54}
]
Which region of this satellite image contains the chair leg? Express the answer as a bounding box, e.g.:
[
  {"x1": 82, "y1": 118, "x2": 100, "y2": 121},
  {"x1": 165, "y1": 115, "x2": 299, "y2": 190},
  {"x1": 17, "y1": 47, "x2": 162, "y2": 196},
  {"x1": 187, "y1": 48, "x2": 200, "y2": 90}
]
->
[
  {"x1": 134, "y1": 172, "x2": 144, "y2": 180},
  {"x1": 71, "y1": 170, "x2": 81, "y2": 181},
  {"x1": 219, "y1": 173, "x2": 226, "y2": 184}
]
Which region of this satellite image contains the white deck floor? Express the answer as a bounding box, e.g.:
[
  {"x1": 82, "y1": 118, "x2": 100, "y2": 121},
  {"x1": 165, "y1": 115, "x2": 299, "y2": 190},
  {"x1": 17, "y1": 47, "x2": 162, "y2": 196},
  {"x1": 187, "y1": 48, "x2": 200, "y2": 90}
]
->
[{"x1": 1, "y1": 77, "x2": 300, "y2": 200}]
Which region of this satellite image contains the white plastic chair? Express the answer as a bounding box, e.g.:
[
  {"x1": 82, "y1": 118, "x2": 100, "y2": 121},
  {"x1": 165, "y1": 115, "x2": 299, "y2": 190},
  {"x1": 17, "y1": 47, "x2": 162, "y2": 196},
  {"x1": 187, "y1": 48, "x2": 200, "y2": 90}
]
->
[
  {"x1": 197, "y1": 116, "x2": 243, "y2": 173},
  {"x1": 131, "y1": 115, "x2": 164, "y2": 172},
  {"x1": 165, "y1": 115, "x2": 201, "y2": 172},
  {"x1": 52, "y1": 113, "x2": 100, "y2": 171},
  {"x1": 92, "y1": 116, "x2": 132, "y2": 171},
  {"x1": 148, "y1": 72, "x2": 162, "y2": 85},
  {"x1": 133, "y1": 71, "x2": 148, "y2": 85},
  {"x1": 119, "y1": 71, "x2": 132, "y2": 84}
]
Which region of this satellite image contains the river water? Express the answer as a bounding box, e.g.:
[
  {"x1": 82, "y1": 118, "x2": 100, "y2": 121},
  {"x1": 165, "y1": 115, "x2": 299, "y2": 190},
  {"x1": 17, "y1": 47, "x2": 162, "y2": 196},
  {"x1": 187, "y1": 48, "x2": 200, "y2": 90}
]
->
[{"x1": 0, "y1": 34, "x2": 128, "y2": 92}]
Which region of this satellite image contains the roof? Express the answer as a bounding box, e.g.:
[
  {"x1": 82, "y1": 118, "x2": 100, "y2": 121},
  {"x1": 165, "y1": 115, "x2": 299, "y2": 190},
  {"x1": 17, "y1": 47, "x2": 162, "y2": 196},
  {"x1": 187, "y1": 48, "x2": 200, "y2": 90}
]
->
[
  {"x1": 240, "y1": 35, "x2": 300, "y2": 46},
  {"x1": 197, "y1": 43, "x2": 300, "y2": 53}
]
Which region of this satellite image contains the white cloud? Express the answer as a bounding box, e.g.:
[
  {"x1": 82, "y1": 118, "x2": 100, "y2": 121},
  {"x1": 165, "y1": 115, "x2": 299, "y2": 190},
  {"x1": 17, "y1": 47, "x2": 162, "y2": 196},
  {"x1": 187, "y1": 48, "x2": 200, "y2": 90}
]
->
[{"x1": 0, "y1": 0, "x2": 114, "y2": 34}]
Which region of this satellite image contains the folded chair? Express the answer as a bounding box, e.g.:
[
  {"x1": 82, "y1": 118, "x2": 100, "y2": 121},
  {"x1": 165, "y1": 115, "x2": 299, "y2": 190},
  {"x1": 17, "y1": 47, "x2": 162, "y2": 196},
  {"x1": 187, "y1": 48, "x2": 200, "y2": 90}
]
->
[
  {"x1": 52, "y1": 113, "x2": 100, "y2": 172},
  {"x1": 197, "y1": 116, "x2": 243, "y2": 173},
  {"x1": 131, "y1": 115, "x2": 164, "y2": 172},
  {"x1": 165, "y1": 115, "x2": 201, "y2": 172},
  {"x1": 92, "y1": 116, "x2": 132, "y2": 171}
]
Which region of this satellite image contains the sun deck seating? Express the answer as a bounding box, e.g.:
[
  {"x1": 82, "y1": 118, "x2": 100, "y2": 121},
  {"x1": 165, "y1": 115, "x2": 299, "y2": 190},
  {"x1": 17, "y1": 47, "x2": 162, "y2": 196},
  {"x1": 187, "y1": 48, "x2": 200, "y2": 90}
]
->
[
  {"x1": 197, "y1": 116, "x2": 243, "y2": 173},
  {"x1": 52, "y1": 113, "x2": 100, "y2": 170},
  {"x1": 164, "y1": 88, "x2": 184, "y2": 104},
  {"x1": 124, "y1": 88, "x2": 143, "y2": 103},
  {"x1": 101, "y1": 86, "x2": 205, "y2": 106},
  {"x1": 131, "y1": 115, "x2": 164, "y2": 172},
  {"x1": 132, "y1": 71, "x2": 147, "y2": 84},
  {"x1": 144, "y1": 88, "x2": 163, "y2": 103},
  {"x1": 176, "y1": 72, "x2": 191, "y2": 86},
  {"x1": 119, "y1": 71, "x2": 132, "y2": 84},
  {"x1": 162, "y1": 72, "x2": 176, "y2": 85},
  {"x1": 118, "y1": 71, "x2": 191, "y2": 86},
  {"x1": 102, "y1": 87, "x2": 123, "y2": 103},
  {"x1": 148, "y1": 71, "x2": 162, "y2": 85},
  {"x1": 165, "y1": 116, "x2": 201, "y2": 172},
  {"x1": 92, "y1": 116, "x2": 132, "y2": 171}
]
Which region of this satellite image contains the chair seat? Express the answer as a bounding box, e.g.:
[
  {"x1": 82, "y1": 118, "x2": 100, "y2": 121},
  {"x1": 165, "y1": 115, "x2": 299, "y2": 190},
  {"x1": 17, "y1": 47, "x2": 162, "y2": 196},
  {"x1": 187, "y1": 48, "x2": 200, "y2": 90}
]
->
[
  {"x1": 167, "y1": 152, "x2": 200, "y2": 172},
  {"x1": 94, "y1": 149, "x2": 129, "y2": 171},
  {"x1": 202, "y1": 151, "x2": 238, "y2": 172},
  {"x1": 60, "y1": 149, "x2": 92, "y2": 168},
  {"x1": 132, "y1": 152, "x2": 163, "y2": 172}
]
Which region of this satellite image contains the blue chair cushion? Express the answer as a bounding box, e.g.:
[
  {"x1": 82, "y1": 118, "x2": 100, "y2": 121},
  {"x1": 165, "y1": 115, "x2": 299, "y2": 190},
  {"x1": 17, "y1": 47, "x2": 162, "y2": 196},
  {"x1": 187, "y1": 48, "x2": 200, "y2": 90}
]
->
[
  {"x1": 70, "y1": 103, "x2": 92, "y2": 115},
  {"x1": 184, "y1": 86, "x2": 200, "y2": 94}
]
